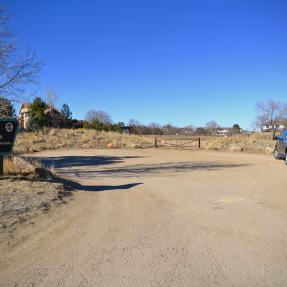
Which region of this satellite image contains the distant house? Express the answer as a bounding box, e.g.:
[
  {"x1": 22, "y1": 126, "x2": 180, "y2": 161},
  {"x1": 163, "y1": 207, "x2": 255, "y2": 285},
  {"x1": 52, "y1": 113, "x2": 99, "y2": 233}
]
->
[
  {"x1": 262, "y1": 122, "x2": 287, "y2": 132},
  {"x1": 217, "y1": 128, "x2": 231, "y2": 136},
  {"x1": 122, "y1": 126, "x2": 131, "y2": 135},
  {"x1": 19, "y1": 103, "x2": 62, "y2": 129},
  {"x1": 19, "y1": 103, "x2": 30, "y2": 129},
  {"x1": 44, "y1": 106, "x2": 62, "y2": 128},
  {"x1": 216, "y1": 127, "x2": 242, "y2": 136}
]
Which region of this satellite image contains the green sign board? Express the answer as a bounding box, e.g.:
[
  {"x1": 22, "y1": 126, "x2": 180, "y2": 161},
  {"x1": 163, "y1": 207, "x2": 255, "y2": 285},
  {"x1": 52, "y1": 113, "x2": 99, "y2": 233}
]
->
[{"x1": 0, "y1": 118, "x2": 18, "y2": 155}]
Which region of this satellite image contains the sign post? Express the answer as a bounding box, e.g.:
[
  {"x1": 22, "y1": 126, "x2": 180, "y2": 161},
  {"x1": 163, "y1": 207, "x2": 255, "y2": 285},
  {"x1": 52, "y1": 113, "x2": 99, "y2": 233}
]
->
[
  {"x1": 0, "y1": 155, "x2": 3, "y2": 176},
  {"x1": 0, "y1": 118, "x2": 18, "y2": 176}
]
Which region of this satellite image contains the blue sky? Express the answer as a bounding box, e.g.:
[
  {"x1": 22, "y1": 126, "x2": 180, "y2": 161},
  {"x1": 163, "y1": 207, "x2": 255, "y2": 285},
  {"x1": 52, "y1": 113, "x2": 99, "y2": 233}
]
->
[{"x1": 4, "y1": 0, "x2": 287, "y2": 129}]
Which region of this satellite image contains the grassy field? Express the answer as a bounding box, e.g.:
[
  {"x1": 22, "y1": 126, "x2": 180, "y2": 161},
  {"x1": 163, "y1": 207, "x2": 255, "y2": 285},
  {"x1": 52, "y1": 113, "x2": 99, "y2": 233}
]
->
[
  {"x1": 198, "y1": 133, "x2": 274, "y2": 154},
  {"x1": 13, "y1": 128, "x2": 275, "y2": 155},
  {"x1": 14, "y1": 129, "x2": 155, "y2": 154}
]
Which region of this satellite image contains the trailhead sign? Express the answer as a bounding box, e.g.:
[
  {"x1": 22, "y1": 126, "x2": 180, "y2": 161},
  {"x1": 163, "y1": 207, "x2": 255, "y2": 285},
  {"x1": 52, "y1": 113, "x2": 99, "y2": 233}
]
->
[{"x1": 0, "y1": 118, "x2": 18, "y2": 155}]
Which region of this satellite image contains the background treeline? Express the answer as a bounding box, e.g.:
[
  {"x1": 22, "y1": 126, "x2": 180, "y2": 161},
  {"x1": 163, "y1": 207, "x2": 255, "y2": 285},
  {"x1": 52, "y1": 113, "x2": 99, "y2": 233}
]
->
[
  {"x1": 1, "y1": 96, "x2": 243, "y2": 135},
  {"x1": 127, "y1": 120, "x2": 242, "y2": 136}
]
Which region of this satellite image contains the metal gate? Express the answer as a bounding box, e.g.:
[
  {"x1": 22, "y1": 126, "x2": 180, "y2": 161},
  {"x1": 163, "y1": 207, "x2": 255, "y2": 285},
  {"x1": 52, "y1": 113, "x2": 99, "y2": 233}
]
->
[{"x1": 155, "y1": 137, "x2": 201, "y2": 149}]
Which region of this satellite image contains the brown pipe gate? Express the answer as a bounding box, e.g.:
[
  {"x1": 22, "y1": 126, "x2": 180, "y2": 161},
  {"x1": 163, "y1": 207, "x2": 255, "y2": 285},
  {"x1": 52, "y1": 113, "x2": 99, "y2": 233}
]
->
[{"x1": 154, "y1": 137, "x2": 201, "y2": 149}]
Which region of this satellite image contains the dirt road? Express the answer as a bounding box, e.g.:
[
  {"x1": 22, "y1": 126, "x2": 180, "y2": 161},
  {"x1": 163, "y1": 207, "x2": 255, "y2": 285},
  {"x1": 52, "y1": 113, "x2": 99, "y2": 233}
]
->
[{"x1": 1, "y1": 149, "x2": 287, "y2": 286}]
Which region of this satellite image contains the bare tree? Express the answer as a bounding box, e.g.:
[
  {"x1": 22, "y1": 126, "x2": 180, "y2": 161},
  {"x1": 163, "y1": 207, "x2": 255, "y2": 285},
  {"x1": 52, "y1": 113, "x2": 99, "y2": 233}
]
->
[
  {"x1": 183, "y1": 124, "x2": 194, "y2": 135},
  {"x1": 184, "y1": 124, "x2": 194, "y2": 130},
  {"x1": 45, "y1": 89, "x2": 57, "y2": 122},
  {"x1": 128, "y1": 119, "x2": 142, "y2": 127},
  {"x1": 0, "y1": 96, "x2": 15, "y2": 117},
  {"x1": 162, "y1": 123, "x2": 180, "y2": 135},
  {"x1": 0, "y1": 6, "x2": 41, "y2": 101},
  {"x1": 85, "y1": 110, "x2": 112, "y2": 124},
  {"x1": 46, "y1": 89, "x2": 57, "y2": 109},
  {"x1": 205, "y1": 120, "x2": 219, "y2": 133},
  {"x1": 148, "y1": 122, "x2": 162, "y2": 135},
  {"x1": 148, "y1": 122, "x2": 161, "y2": 129},
  {"x1": 255, "y1": 100, "x2": 287, "y2": 131},
  {"x1": 128, "y1": 119, "x2": 144, "y2": 135}
]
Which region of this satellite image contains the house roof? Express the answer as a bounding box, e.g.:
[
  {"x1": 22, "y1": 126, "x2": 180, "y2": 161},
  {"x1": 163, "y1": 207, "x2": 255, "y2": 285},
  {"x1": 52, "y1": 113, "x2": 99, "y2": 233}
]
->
[
  {"x1": 19, "y1": 103, "x2": 30, "y2": 110},
  {"x1": 19, "y1": 103, "x2": 61, "y2": 114},
  {"x1": 44, "y1": 106, "x2": 61, "y2": 114}
]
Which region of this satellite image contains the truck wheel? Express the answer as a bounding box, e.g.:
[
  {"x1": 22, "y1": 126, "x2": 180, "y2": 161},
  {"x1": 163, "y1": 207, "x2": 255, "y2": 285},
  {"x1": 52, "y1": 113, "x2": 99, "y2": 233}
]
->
[{"x1": 274, "y1": 149, "x2": 281, "y2": 160}]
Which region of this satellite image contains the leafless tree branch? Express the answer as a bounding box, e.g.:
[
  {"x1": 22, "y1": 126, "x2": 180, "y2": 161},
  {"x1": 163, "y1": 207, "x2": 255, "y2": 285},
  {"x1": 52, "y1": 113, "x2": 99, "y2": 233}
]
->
[
  {"x1": 0, "y1": 6, "x2": 42, "y2": 101},
  {"x1": 255, "y1": 100, "x2": 287, "y2": 131}
]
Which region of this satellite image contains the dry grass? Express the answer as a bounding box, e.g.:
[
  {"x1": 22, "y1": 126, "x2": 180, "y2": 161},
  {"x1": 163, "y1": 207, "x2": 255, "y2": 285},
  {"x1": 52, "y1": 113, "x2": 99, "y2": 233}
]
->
[
  {"x1": 13, "y1": 129, "x2": 276, "y2": 155},
  {"x1": 3, "y1": 157, "x2": 38, "y2": 176},
  {"x1": 14, "y1": 128, "x2": 154, "y2": 154},
  {"x1": 152, "y1": 133, "x2": 275, "y2": 154},
  {"x1": 200, "y1": 133, "x2": 274, "y2": 154}
]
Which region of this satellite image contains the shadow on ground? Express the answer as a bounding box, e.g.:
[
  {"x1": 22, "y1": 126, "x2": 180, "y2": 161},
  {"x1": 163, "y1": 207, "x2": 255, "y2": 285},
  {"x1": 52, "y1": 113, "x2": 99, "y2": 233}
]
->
[
  {"x1": 88, "y1": 162, "x2": 251, "y2": 176},
  {"x1": 57, "y1": 177, "x2": 143, "y2": 192},
  {"x1": 31, "y1": 155, "x2": 251, "y2": 178},
  {"x1": 30, "y1": 155, "x2": 145, "y2": 169}
]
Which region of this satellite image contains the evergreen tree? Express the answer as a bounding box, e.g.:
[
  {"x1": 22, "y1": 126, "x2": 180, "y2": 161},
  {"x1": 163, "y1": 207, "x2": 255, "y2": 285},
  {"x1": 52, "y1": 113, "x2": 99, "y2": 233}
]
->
[
  {"x1": 60, "y1": 104, "x2": 73, "y2": 128},
  {"x1": 232, "y1": 124, "x2": 241, "y2": 134},
  {"x1": 28, "y1": 97, "x2": 49, "y2": 130}
]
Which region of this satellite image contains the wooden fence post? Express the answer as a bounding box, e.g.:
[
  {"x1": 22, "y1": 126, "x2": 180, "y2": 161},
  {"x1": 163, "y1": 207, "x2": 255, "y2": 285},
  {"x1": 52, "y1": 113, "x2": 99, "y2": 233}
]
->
[
  {"x1": 198, "y1": 137, "x2": 201, "y2": 149},
  {"x1": 155, "y1": 137, "x2": 158, "y2": 148}
]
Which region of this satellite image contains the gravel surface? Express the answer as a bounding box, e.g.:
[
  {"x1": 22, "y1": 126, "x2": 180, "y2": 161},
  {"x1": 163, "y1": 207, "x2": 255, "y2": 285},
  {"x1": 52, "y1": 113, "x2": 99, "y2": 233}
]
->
[
  {"x1": 0, "y1": 178, "x2": 72, "y2": 232},
  {"x1": 1, "y1": 148, "x2": 287, "y2": 287}
]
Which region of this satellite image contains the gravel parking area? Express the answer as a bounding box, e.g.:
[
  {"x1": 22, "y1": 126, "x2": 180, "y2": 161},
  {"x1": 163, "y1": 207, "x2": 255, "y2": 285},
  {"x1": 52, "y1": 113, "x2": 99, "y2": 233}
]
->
[{"x1": 1, "y1": 148, "x2": 287, "y2": 287}]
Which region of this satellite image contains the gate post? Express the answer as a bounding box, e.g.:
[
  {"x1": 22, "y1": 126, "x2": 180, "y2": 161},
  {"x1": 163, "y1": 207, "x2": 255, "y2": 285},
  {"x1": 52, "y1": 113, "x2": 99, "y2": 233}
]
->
[{"x1": 155, "y1": 137, "x2": 158, "y2": 148}]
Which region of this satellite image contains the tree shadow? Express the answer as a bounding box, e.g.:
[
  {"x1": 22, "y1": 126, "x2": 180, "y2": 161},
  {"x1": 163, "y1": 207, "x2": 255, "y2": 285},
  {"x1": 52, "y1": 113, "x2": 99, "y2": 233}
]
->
[
  {"x1": 28, "y1": 155, "x2": 145, "y2": 169},
  {"x1": 57, "y1": 177, "x2": 143, "y2": 192},
  {"x1": 55, "y1": 161, "x2": 251, "y2": 178},
  {"x1": 28, "y1": 155, "x2": 252, "y2": 180},
  {"x1": 93, "y1": 162, "x2": 251, "y2": 175}
]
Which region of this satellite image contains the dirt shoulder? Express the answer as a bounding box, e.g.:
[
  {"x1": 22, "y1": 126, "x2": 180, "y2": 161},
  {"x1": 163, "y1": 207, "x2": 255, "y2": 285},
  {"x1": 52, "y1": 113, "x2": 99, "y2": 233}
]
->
[{"x1": 0, "y1": 175, "x2": 72, "y2": 250}]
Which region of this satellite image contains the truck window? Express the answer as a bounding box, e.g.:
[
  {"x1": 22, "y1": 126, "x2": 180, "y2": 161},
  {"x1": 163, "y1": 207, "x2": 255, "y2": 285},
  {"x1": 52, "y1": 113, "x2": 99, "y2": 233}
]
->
[{"x1": 279, "y1": 131, "x2": 287, "y2": 140}]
